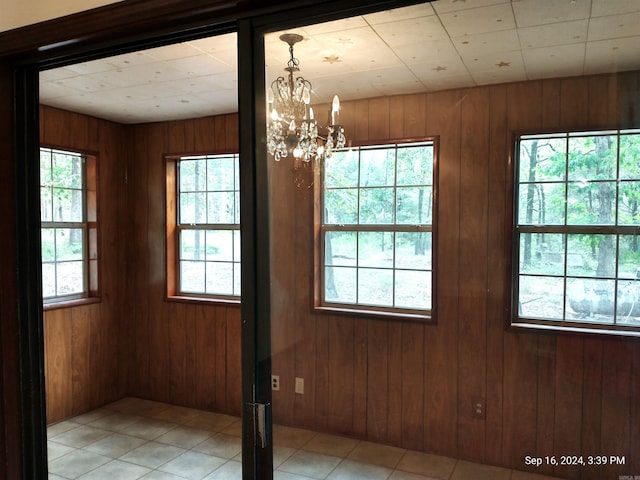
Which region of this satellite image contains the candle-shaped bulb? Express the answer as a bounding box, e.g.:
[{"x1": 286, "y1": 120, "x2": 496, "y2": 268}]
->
[
  {"x1": 331, "y1": 95, "x2": 340, "y2": 124},
  {"x1": 309, "y1": 107, "x2": 314, "y2": 120},
  {"x1": 270, "y1": 108, "x2": 278, "y2": 121}
]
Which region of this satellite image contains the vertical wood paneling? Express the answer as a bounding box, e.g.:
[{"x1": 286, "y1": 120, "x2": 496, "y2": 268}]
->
[
  {"x1": 485, "y1": 83, "x2": 507, "y2": 467},
  {"x1": 39, "y1": 73, "x2": 640, "y2": 480},
  {"x1": 457, "y1": 87, "x2": 489, "y2": 461},
  {"x1": 424, "y1": 89, "x2": 461, "y2": 456}
]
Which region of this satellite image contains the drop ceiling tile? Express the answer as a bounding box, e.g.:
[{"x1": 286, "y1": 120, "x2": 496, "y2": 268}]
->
[
  {"x1": 471, "y1": 62, "x2": 528, "y2": 85},
  {"x1": 142, "y1": 42, "x2": 207, "y2": 61},
  {"x1": 373, "y1": 15, "x2": 450, "y2": 47},
  {"x1": 463, "y1": 50, "x2": 526, "y2": 80},
  {"x1": 393, "y1": 39, "x2": 462, "y2": 66},
  {"x1": 512, "y1": 0, "x2": 591, "y2": 27},
  {"x1": 518, "y1": 19, "x2": 588, "y2": 49},
  {"x1": 452, "y1": 29, "x2": 520, "y2": 56},
  {"x1": 297, "y1": 16, "x2": 369, "y2": 35},
  {"x1": 421, "y1": 73, "x2": 476, "y2": 91},
  {"x1": 40, "y1": 67, "x2": 79, "y2": 82},
  {"x1": 584, "y1": 36, "x2": 640, "y2": 74},
  {"x1": 432, "y1": 0, "x2": 510, "y2": 14},
  {"x1": 164, "y1": 54, "x2": 234, "y2": 77},
  {"x1": 52, "y1": 75, "x2": 118, "y2": 93},
  {"x1": 364, "y1": 3, "x2": 435, "y2": 24},
  {"x1": 88, "y1": 62, "x2": 185, "y2": 88},
  {"x1": 39, "y1": 81, "x2": 83, "y2": 99},
  {"x1": 438, "y1": 3, "x2": 516, "y2": 37},
  {"x1": 188, "y1": 32, "x2": 237, "y2": 53},
  {"x1": 591, "y1": 0, "x2": 640, "y2": 17},
  {"x1": 587, "y1": 11, "x2": 640, "y2": 41},
  {"x1": 522, "y1": 43, "x2": 585, "y2": 79},
  {"x1": 409, "y1": 56, "x2": 470, "y2": 78}
]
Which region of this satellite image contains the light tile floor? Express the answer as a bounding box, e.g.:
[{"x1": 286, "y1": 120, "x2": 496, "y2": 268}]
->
[{"x1": 47, "y1": 398, "x2": 565, "y2": 480}]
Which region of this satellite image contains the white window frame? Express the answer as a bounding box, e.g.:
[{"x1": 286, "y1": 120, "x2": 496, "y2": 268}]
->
[
  {"x1": 318, "y1": 140, "x2": 436, "y2": 320},
  {"x1": 512, "y1": 129, "x2": 640, "y2": 336}
]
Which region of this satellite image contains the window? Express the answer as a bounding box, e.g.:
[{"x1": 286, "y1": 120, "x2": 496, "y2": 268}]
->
[
  {"x1": 167, "y1": 153, "x2": 240, "y2": 300},
  {"x1": 513, "y1": 129, "x2": 640, "y2": 335},
  {"x1": 318, "y1": 141, "x2": 435, "y2": 319},
  {"x1": 40, "y1": 147, "x2": 97, "y2": 304}
]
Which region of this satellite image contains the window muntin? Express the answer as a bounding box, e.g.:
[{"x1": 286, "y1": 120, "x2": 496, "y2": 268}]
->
[
  {"x1": 176, "y1": 154, "x2": 240, "y2": 298},
  {"x1": 513, "y1": 129, "x2": 640, "y2": 334},
  {"x1": 321, "y1": 141, "x2": 434, "y2": 317},
  {"x1": 40, "y1": 147, "x2": 89, "y2": 302}
]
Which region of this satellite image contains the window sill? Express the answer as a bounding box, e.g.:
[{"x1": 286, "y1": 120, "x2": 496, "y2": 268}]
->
[
  {"x1": 314, "y1": 305, "x2": 433, "y2": 324},
  {"x1": 511, "y1": 319, "x2": 640, "y2": 338},
  {"x1": 166, "y1": 294, "x2": 241, "y2": 307},
  {"x1": 43, "y1": 297, "x2": 100, "y2": 311}
]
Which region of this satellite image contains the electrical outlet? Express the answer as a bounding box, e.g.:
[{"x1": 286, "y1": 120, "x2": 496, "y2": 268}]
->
[
  {"x1": 471, "y1": 398, "x2": 485, "y2": 419},
  {"x1": 295, "y1": 377, "x2": 304, "y2": 395},
  {"x1": 271, "y1": 374, "x2": 280, "y2": 391}
]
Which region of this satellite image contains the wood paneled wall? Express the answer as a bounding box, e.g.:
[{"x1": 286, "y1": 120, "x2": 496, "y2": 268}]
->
[
  {"x1": 41, "y1": 71, "x2": 640, "y2": 480},
  {"x1": 125, "y1": 116, "x2": 242, "y2": 415},
  {"x1": 40, "y1": 106, "x2": 128, "y2": 423}
]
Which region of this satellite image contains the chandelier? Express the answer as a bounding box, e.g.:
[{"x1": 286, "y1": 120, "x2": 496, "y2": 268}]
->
[{"x1": 267, "y1": 33, "x2": 346, "y2": 164}]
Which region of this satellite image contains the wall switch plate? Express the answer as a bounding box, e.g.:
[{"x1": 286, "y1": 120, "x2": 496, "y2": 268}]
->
[{"x1": 295, "y1": 377, "x2": 304, "y2": 394}]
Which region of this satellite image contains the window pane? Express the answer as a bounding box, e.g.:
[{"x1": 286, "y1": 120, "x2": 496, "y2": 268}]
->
[
  {"x1": 566, "y1": 278, "x2": 615, "y2": 323},
  {"x1": 325, "y1": 266, "x2": 356, "y2": 303},
  {"x1": 206, "y1": 230, "x2": 233, "y2": 261},
  {"x1": 41, "y1": 228, "x2": 55, "y2": 262},
  {"x1": 568, "y1": 135, "x2": 616, "y2": 181},
  {"x1": 206, "y1": 262, "x2": 233, "y2": 295},
  {"x1": 324, "y1": 189, "x2": 357, "y2": 224},
  {"x1": 617, "y1": 278, "x2": 640, "y2": 325},
  {"x1": 358, "y1": 268, "x2": 393, "y2": 306},
  {"x1": 518, "y1": 275, "x2": 564, "y2": 320},
  {"x1": 180, "y1": 192, "x2": 206, "y2": 224},
  {"x1": 325, "y1": 231, "x2": 356, "y2": 266},
  {"x1": 56, "y1": 229, "x2": 84, "y2": 261},
  {"x1": 41, "y1": 187, "x2": 53, "y2": 222},
  {"x1": 395, "y1": 232, "x2": 431, "y2": 270},
  {"x1": 359, "y1": 187, "x2": 394, "y2": 224},
  {"x1": 207, "y1": 192, "x2": 235, "y2": 223},
  {"x1": 519, "y1": 233, "x2": 565, "y2": 276},
  {"x1": 42, "y1": 263, "x2": 56, "y2": 298},
  {"x1": 396, "y1": 145, "x2": 432, "y2": 186},
  {"x1": 324, "y1": 149, "x2": 358, "y2": 188},
  {"x1": 618, "y1": 235, "x2": 640, "y2": 279},
  {"x1": 233, "y1": 231, "x2": 241, "y2": 262},
  {"x1": 180, "y1": 230, "x2": 205, "y2": 260},
  {"x1": 180, "y1": 260, "x2": 205, "y2": 292},
  {"x1": 517, "y1": 182, "x2": 565, "y2": 225},
  {"x1": 619, "y1": 132, "x2": 640, "y2": 180},
  {"x1": 52, "y1": 187, "x2": 83, "y2": 222},
  {"x1": 358, "y1": 232, "x2": 393, "y2": 268},
  {"x1": 397, "y1": 187, "x2": 431, "y2": 224},
  {"x1": 567, "y1": 234, "x2": 615, "y2": 278},
  {"x1": 360, "y1": 148, "x2": 395, "y2": 187},
  {"x1": 40, "y1": 149, "x2": 52, "y2": 184},
  {"x1": 234, "y1": 263, "x2": 241, "y2": 296},
  {"x1": 519, "y1": 136, "x2": 566, "y2": 182},
  {"x1": 618, "y1": 180, "x2": 640, "y2": 225},
  {"x1": 56, "y1": 261, "x2": 84, "y2": 296},
  {"x1": 395, "y1": 270, "x2": 430, "y2": 310},
  {"x1": 52, "y1": 151, "x2": 82, "y2": 189},
  {"x1": 207, "y1": 156, "x2": 235, "y2": 191},
  {"x1": 180, "y1": 159, "x2": 206, "y2": 191},
  {"x1": 567, "y1": 181, "x2": 615, "y2": 225}
]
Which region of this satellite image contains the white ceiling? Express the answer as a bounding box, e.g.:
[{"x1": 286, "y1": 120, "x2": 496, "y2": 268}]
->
[{"x1": 39, "y1": 0, "x2": 640, "y2": 124}]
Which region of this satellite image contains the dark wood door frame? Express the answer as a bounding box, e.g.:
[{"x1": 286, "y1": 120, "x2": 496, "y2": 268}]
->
[{"x1": 0, "y1": 1, "x2": 424, "y2": 478}]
